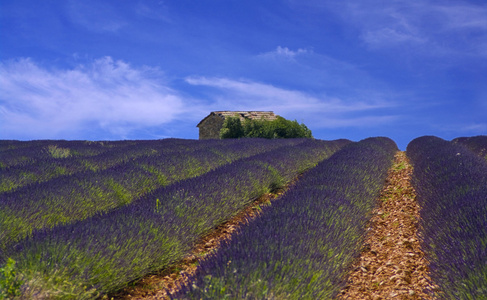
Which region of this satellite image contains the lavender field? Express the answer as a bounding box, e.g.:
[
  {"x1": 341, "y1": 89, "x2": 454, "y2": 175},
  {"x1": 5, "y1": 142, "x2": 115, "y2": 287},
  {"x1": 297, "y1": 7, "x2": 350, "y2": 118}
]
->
[
  {"x1": 0, "y1": 136, "x2": 486, "y2": 299},
  {"x1": 407, "y1": 136, "x2": 487, "y2": 299}
]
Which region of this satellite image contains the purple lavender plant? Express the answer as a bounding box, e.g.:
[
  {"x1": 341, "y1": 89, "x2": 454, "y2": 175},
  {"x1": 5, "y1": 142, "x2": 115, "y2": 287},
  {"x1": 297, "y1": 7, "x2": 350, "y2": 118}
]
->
[
  {"x1": 407, "y1": 136, "x2": 487, "y2": 299},
  {"x1": 2, "y1": 138, "x2": 349, "y2": 298},
  {"x1": 452, "y1": 135, "x2": 487, "y2": 160},
  {"x1": 0, "y1": 138, "x2": 227, "y2": 192},
  {"x1": 0, "y1": 138, "x2": 305, "y2": 251},
  {"x1": 174, "y1": 137, "x2": 397, "y2": 299}
]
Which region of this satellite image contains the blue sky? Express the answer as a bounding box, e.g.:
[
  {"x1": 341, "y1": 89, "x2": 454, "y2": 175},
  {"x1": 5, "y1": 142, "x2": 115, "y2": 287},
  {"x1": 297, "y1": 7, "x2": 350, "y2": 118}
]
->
[{"x1": 1, "y1": 0, "x2": 486, "y2": 149}]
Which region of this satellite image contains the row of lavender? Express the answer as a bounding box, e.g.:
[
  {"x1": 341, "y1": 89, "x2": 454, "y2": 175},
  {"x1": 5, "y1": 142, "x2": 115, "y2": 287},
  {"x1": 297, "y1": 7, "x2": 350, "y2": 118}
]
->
[
  {"x1": 3, "y1": 138, "x2": 349, "y2": 299},
  {"x1": 407, "y1": 136, "x2": 487, "y2": 299},
  {"x1": 452, "y1": 135, "x2": 487, "y2": 161},
  {"x1": 0, "y1": 139, "x2": 140, "y2": 169},
  {"x1": 0, "y1": 139, "x2": 128, "y2": 153},
  {"x1": 174, "y1": 137, "x2": 397, "y2": 299},
  {"x1": 0, "y1": 138, "x2": 265, "y2": 193},
  {"x1": 0, "y1": 138, "x2": 305, "y2": 250}
]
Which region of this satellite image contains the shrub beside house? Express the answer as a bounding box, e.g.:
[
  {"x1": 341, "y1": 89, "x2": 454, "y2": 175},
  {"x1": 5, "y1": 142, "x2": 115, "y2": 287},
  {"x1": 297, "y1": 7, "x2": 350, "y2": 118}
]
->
[{"x1": 197, "y1": 111, "x2": 312, "y2": 139}]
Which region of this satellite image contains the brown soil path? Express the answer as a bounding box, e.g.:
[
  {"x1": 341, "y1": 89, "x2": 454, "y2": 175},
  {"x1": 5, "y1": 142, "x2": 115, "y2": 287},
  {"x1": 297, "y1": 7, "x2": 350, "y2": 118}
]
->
[{"x1": 337, "y1": 151, "x2": 436, "y2": 299}]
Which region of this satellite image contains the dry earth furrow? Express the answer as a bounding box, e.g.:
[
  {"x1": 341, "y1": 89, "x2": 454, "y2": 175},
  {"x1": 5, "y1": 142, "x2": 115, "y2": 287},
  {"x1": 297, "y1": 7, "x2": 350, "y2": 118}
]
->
[{"x1": 337, "y1": 151, "x2": 437, "y2": 300}]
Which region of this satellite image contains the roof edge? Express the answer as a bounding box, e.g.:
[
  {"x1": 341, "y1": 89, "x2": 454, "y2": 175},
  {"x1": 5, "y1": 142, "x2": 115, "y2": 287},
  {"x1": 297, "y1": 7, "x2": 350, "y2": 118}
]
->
[{"x1": 197, "y1": 111, "x2": 277, "y2": 127}]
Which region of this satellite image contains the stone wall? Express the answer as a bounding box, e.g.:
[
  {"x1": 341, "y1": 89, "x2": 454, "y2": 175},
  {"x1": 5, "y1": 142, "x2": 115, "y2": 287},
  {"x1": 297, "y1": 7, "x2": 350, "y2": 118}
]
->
[{"x1": 198, "y1": 114, "x2": 225, "y2": 139}]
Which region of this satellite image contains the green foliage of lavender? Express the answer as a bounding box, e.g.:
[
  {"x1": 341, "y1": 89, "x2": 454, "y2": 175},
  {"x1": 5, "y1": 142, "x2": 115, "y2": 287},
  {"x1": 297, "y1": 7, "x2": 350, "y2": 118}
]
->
[
  {"x1": 0, "y1": 139, "x2": 243, "y2": 193},
  {"x1": 174, "y1": 137, "x2": 397, "y2": 299},
  {"x1": 0, "y1": 139, "x2": 126, "y2": 170},
  {"x1": 0, "y1": 138, "x2": 305, "y2": 251},
  {"x1": 3, "y1": 138, "x2": 349, "y2": 299},
  {"x1": 407, "y1": 136, "x2": 487, "y2": 299},
  {"x1": 0, "y1": 139, "x2": 162, "y2": 192}
]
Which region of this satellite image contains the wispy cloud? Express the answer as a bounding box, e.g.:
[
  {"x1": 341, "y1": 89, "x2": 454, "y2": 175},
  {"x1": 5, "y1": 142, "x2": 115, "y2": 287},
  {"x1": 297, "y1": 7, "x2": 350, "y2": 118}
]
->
[
  {"x1": 253, "y1": 44, "x2": 401, "y2": 94},
  {"x1": 0, "y1": 57, "x2": 188, "y2": 139},
  {"x1": 436, "y1": 3, "x2": 487, "y2": 31},
  {"x1": 307, "y1": 0, "x2": 487, "y2": 57},
  {"x1": 434, "y1": 122, "x2": 487, "y2": 135},
  {"x1": 0, "y1": 57, "x2": 401, "y2": 140},
  {"x1": 135, "y1": 2, "x2": 172, "y2": 22},
  {"x1": 258, "y1": 46, "x2": 311, "y2": 60},
  {"x1": 67, "y1": 0, "x2": 127, "y2": 33},
  {"x1": 310, "y1": 115, "x2": 399, "y2": 128},
  {"x1": 351, "y1": 2, "x2": 428, "y2": 49},
  {"x1": 362, "y1": 27, "x2": 426, "y2": 49},
  {"x1": 185, "y1": 76, "x2": 399, "y2": 128}
]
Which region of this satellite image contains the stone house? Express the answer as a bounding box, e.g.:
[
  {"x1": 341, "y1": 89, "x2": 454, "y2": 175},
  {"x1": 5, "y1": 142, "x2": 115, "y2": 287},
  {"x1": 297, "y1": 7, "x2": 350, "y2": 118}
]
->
[{"x1": 197, "y1": 111, "x2": 278, "y2": 139}]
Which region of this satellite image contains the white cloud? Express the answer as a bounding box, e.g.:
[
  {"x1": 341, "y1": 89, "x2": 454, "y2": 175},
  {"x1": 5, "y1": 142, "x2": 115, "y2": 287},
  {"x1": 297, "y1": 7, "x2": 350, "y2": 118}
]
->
[
  {"x1": 185, "y1": 76, "x2": 398, "y2": 128},
  {"x1": 362, "y1": 28, "x2": 426, "y2": 49},
  {"x1": 0, "y1": 57, "x2": 187, "y2": 139},
  {"x1": 135, "y1": 2, "x2": 172, "y2": 22},
  {"x1": 436, "y1": 4, "x2": 487, "y2": 31},
  {"x1": 310, "y1": 115, "x2": 399, "y2": 128},
  {"x1": 276, "y1": 46, "x2": 308, "y2": 58},
  {"x1": 67, "y1": 0, "x2": 127, "y2": 32},
  {"x1": 0, "y1": 56, "x2": 406, "y2": 140},
  {"x1": 310, "y1": 0, "x2": 487, "y2": 57},
  {"x1": 463, "y1": 123, "x2": 487, "y2": 132},
  {"x1": 432, "y1": 122, "x2": 487, "y2": 136},
  {"x1": 259, "y1": 46, "x2": 311, "y2": 59}
]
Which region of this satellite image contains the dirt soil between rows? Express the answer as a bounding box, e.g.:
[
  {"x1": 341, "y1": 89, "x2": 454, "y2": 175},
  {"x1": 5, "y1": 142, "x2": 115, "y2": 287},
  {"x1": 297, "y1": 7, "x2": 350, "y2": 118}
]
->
[
  {"x1": 111, "y1": 151, "x2": 437, "y2": 300},
  {"x1": 337, "y1": 151, "x2": 437, "y2": 299}
]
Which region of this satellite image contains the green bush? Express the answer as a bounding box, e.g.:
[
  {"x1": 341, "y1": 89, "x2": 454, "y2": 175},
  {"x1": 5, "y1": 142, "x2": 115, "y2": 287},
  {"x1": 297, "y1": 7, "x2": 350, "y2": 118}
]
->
[
  {"x1": 220, "y1": 116, "x2": 312, "y2": 139},
  {"x1": 220, "y1": 116, "x2": 245, "y2": 138}
]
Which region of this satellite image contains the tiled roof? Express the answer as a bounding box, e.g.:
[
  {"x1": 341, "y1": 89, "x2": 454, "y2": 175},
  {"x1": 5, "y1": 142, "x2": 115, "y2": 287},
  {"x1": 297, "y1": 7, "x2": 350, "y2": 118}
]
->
[{"x1": 197, "y1": 111, "x2": 277, "y2": 127}]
